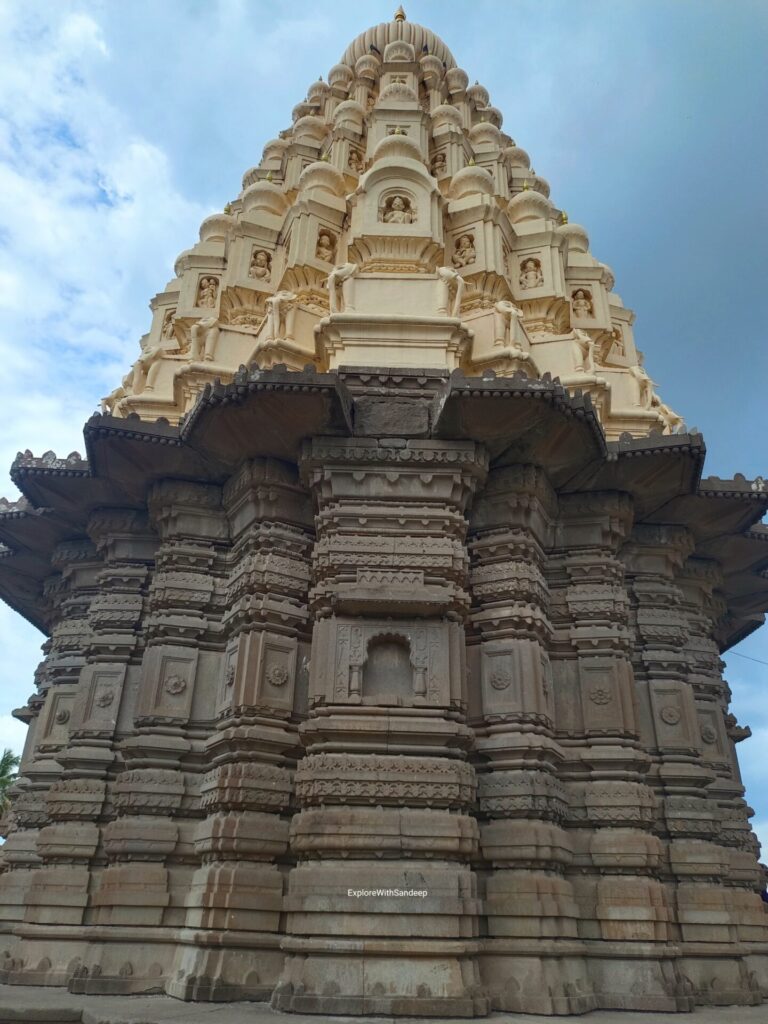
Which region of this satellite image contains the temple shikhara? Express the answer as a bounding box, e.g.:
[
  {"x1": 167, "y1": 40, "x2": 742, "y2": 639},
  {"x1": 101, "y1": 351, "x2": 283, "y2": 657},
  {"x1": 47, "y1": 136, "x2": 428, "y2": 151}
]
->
[{"x1": 1, "y1": 10, "x2": 768, "y2": 1018}]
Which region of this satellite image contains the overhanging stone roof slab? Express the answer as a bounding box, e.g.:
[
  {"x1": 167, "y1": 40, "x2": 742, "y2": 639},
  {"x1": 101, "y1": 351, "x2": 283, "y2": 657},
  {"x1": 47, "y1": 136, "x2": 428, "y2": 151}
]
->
[{"x1": 180, "y1": 367, "x2": 354, "y2": 468}]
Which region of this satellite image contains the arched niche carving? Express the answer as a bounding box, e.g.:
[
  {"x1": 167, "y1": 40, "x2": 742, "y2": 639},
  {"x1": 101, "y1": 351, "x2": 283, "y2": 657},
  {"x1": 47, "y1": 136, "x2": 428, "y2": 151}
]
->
[
  {"x1": 378, "y1": 189, "x2": 417, "y2": 224},
  {"x1": 361, "y1": 631, "x2": 415, "y2": 705},
  {"x1": 347, "y1": 156, "x2": 443, "y2": 271}
]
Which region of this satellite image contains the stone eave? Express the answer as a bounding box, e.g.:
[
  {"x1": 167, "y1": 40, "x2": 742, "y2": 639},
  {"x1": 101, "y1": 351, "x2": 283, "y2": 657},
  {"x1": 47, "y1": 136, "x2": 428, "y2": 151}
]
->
[
  {"x1": 9, "y1": 451, "x2": 116, "y2": 520},
  {"x1": 433, "y1": 370, "x2": 607, "y2": 486},
  {"x1": 644, "y1": 487, "x2": 767, "y2": 545},
  {"x1": 561, "y1": 432, "x2": 706, "y2": 519},
  {"x1": 82, "y1": 412, "x2": 230, "y2": 504},
  {"x1": 179, "y1": 365, "x2": 355, "y2": 468},
  {"x1": 0, "y1": 366, "x2": 765, "y2": 644},
  {"x1": 0, "y1": 540, "x2": 49, "y2": 633},
  {"x1": 0, "y1": 505, "x2": 77, "y2": 558},
  {"x1": 704, "y1": 526, "x2": 768, "y2": 650}
]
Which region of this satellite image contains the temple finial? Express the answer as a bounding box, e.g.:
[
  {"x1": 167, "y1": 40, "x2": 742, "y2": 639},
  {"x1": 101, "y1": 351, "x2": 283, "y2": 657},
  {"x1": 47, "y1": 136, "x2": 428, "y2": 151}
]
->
[{"x1": 394, "y1": 5, "x2": 406, "y2": 21}]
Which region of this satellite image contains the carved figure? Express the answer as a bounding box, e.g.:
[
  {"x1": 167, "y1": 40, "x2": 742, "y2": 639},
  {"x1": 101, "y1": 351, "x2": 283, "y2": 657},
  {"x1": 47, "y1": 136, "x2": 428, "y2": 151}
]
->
[
  {"x1": 452, "y1": 234, "x2": 476, "y2": 269},
  {"x1": 161, "y1": 309, "x2": 176, "y2": 340},
  {"x1": 610, "y1": 325, "x2": 625, "y2": 355},
  {"x1": 315, "y1": 230, "x2": 336, "y2": 263},
  {"x1": 651, "y1": 395, "x2": 685, "y2": 434},
  {"x1": 265, "y1": 291, "x2": 298, "y2": 341},
  {"x1": 431, "y1": 152, "x2": 446, "y2": 176},
  {"x1": 101, "y1": 373, "x2": 133, "y2": 414},
  {"x1": 348, "y1": 150, "x2": 363, "y2": 173},
  {"x1": 572, "y1": 288, "x2": 593, "y2": 318},
  {"x1": 493, "y1": 299, "x2": 524, "y2": 348},
  {"x1": 129, "y1": 334, "x2": 165, "y2": 393},
  {"x1": 598, "y1": 325, "x2": 624, "y2": 364},
  {"x1": 436, "y1": 266, "x2": 465, "y2": 318},
  {"x1": 190, "y1": 317, "x2": 220, "y2": 362},
  {"x1": 519, "y1": 257, "x2": 543, "y2": 289},
  {"x1": 629, "y1": 351, "x2": 656, "y2": 409},
  {"x1": 326, "y1": 262, "x2": 358, "y2": 314},
  {"x1": 196, "y1": 276, "x2": 219, "y2": 308},
  {"x1": 248, "y1": 249, "x2": 271, "y2": 280},
  {"x1": 572, "y1": 328, "x2": 596, "y2": 374},
  {"x1": 382, "y1": 195, "x2": 415, "y2": 224}
]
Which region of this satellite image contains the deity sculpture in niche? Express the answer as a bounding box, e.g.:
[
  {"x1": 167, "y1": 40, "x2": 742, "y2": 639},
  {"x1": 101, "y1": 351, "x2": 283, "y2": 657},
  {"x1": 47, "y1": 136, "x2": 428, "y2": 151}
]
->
[
  {"x1": 326, "y1": 262, "x2": 358, "y2": 314},
  {"x1": 519, "y1": 257, "x2": 544, "y2": 289},
  {"x1": 161, "y1": 309, "x2": 176, "y2": 340},
  {"x1": 248, "y1": 249, "x2": 272, "y2": 281},
  {"x1": 190, "y1": 317, "x2": 219, "y2": 362},
  {"x1": 493, "y1": 299, "x2": 525, "y2": 347},
  {"x1": 431, "y1": 151, "x2": 447, "y2": 176},
  {"x1": 265, "y1": 291, "x2": 297, "y2": 341},
  {"x1": 452, "y1": 233, "x2": 476, "y2": 268},
  {"x1": 381, "y1": 194, "x2": 416, "y2": 224},
  {"x1": 315, "y1": 230, "x2": 337, "y2": 263},
  {"x1": 348, "y1": 149, "x2": 364, "y2": 174},
  {"x1": 572, "y1": 288, "x2": 594, "y2": 318},
  {"x1": 436, "y1": 266, "x2": 465, "y2": 317},
  {"x1": 629, "y1": 350, "x2": 656, "y2": 409},
  {"x1": 196, "y1": 276, "x2": 219, "y2": 308},
  {"x1": 573, "y1": 328, "x2": 596, "y2": 374}
]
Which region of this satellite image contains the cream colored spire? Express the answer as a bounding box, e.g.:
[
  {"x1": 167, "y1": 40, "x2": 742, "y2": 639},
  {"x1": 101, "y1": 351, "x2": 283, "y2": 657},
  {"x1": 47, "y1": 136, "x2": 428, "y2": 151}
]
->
[{"x1": 103, "y1": 14, "x2": 681, "y2": 441}]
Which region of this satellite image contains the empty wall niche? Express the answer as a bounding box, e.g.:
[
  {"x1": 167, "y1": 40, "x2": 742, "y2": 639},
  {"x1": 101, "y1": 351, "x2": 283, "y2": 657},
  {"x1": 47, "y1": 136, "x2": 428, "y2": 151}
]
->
[{"x1": 362, "y1": 633, "x2": 413, "y2": 704}]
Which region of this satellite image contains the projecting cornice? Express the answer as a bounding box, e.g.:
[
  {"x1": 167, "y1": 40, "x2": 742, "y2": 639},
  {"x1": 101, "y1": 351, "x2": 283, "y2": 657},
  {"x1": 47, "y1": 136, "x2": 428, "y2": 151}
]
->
[{"x1": 0, "y1": 366, "x2": 764, "y2": 645}]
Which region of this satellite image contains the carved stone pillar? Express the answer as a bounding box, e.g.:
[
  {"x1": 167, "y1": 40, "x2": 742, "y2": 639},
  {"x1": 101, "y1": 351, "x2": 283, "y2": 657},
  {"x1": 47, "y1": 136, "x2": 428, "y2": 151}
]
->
[
  {"x1": 84, "y1": 488, "x2": 221, "y2": 993},
  {"x1": 167, "y1": 459, "x2": 313, "y2": 1001},
  {"x1": 621, "y1": 524, "x2": 758, "y2": 1005},
  {"x1": 679, "y1": 557, "x2": 767, "y2": 983},
  {"x1": 272, "y1": 436, "x2": 489, "y2": 1017},
  {"x1": 0, "y1": 539, "x2": 105, "y2": 985},
  {"x1": 551, "y1": 499, "x2": 687, "y2": 1010},
  {"x1": 468, "y1": 466, "x2": 592, "y2": 1014},
  {"x1": 41, "y1": 510, "x2": 157, "y2": 993},
  {"x1": 623, "y1": 536, "x2": 763, "y2": 1005}
]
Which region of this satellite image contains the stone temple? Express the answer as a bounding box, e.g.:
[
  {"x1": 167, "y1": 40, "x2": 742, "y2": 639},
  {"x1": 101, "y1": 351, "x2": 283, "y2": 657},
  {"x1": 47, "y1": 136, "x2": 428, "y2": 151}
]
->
[{"x1": 0, "y1": 9, "x2": 767, "y2": 1018}]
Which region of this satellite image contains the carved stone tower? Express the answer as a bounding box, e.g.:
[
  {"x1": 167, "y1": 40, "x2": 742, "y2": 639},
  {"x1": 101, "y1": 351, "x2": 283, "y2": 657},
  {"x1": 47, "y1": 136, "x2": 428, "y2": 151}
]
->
[{"x1": 0, "y1": 10, "x2": 767, "y2": 1018}]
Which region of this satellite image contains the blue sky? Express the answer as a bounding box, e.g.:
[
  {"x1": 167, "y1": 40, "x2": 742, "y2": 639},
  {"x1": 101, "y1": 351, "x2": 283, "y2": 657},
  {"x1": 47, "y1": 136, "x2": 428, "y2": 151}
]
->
[{"x1": 0, "y1": 0, "x2": 766, "y2": 841}]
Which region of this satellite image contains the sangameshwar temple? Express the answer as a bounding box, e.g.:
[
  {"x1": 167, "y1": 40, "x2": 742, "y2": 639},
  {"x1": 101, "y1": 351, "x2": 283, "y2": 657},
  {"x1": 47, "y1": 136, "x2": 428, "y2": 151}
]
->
[{"x1": 0, "y1": 9, "x2": 767, "y2": 1018}]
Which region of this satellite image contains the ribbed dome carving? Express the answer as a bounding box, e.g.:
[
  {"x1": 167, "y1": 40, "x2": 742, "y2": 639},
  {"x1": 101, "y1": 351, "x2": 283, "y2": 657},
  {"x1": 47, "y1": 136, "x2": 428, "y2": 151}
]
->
[{"x1": 340, "y1": 19, "x2": 456, "y2": 68}]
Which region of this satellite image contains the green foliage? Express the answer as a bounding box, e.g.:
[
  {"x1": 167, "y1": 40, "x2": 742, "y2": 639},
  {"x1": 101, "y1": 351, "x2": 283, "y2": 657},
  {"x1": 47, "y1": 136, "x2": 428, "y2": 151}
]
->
[{"x1": 0, "y1": 749, "x2": 20, "y2": 810}]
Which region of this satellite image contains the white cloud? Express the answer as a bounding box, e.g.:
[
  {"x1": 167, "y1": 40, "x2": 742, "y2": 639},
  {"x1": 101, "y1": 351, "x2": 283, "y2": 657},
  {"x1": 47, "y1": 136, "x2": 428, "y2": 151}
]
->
[
  {"x1": 0, "y1": 0, "x2": 213, "y2": 737},
  {"x1": 0, "y1": 2, "x2": 209, "y2": 492},
  {"x1": 0, "y1": 601, "x2": 42, "y2": 754},
  {"x1": 0, "y1": 714, "x2": 27, "y2": 759}
]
